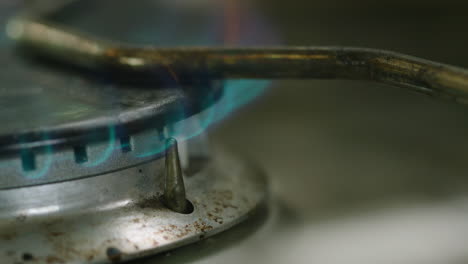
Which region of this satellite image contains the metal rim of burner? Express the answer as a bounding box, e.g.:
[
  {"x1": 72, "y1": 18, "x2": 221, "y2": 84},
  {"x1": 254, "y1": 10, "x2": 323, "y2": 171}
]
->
[
  {"x1": 0, "y1": 140, "x2": 267, "y2": 264},
  {"x1": 0, "y1": 80, "x2": 223, "y2": 189},
  {"x1": 0, "y1": 91, "x2": 268, "y2": 264}
]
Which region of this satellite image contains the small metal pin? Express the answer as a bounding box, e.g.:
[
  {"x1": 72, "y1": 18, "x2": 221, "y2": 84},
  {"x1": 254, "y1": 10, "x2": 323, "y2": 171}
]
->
[{"x1": 163, "y1": 137, "x2": 188, "y2": 213}]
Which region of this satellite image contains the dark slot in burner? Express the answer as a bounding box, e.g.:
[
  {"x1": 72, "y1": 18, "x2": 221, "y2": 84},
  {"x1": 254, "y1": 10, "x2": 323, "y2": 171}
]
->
[
  {"x1": 20, "y1": 149, "x2": 35, "y2": 171},
  {"x1": 119, "y1": 135, "x2": 132, "y2": 153},
  {"x1": 73, "y1": 145, "x2": 88, "y2": 164}
]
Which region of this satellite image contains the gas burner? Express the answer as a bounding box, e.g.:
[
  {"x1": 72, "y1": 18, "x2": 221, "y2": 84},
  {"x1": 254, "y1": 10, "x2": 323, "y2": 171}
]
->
[
  {"x1": 0, "y1": 46, "x2": 267, "y2": 263},
  {"x1": 0, "y1": 1, "x2": 270, "y2": 263},
  {"x1": 0, "y1": 52, "x2": 267, "y2": 263}
]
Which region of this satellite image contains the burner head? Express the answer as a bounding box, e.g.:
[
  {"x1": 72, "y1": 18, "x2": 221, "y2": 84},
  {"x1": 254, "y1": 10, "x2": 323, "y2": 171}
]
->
[
  {"x1": 0, "y1": 0, "x2": 229, "y2": 188},
  {"x1": 0, "y1": 0, "x2": 274, "y2": 188},
  {"x1": 0, "y1": 48, "x2": 222, "y2": 188}
]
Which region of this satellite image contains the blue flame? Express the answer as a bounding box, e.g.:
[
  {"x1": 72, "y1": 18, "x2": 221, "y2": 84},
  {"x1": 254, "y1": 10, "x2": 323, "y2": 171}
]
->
[
  {"x1": 84, "y1": 126, "x2": 116, "y2": 167},
  {"x1": 171, "y1": 80, "x2": 269, "y2": 140},
  {"x1": 135, "y1": 79, "x2": 269, "y2": 158},
  {"x1": 9, "y1": 1, "x2": 276, "y2": 180},
  {"x1": 22, "y1": 136, "x2": 54, "y2": 180}
]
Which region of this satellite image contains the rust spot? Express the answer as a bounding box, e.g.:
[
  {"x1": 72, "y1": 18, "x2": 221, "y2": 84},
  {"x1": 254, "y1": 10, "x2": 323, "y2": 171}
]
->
[
  {"x1": 46, "y1": 235, "x2": 81, "y2": 261},
  {"x1": 136, "y1": 195, "x2": 163, "y2": 209},
  {"x1": 84, "y1": 249, "x2": 99, "y2": 263},
  {"x1": 1, "y1": 232, "x2": 17, "y2": 241},
  {"x1": 223, "y1": 204, "x2": 239, "y2": 209},
  {"x1": 193, "y1": 220, "x2": 213, "y2": 233},
  {"x1": 49, "y1": 232, "x2": 64, "y2": 237},
  {"x1": 45, "y1": 255, "x2": 65, "y2": 264},
  {"x1": 156, "y1": 223, "x2": 196, "y2": 239},
  {"x1": 106, "y1": 247, "x2": 123, "y2": 263},
  {"x1": 218, "y1": 190, "x2": 233, "y2": 200},
  {"x1": 207, "y1": 213, "x2": 224, "y2": 224}
]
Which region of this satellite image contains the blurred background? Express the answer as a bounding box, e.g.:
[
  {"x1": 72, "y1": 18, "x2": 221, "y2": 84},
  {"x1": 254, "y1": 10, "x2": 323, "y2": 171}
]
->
[
  {"x1": 157, "y1": 0, "x2": 468, "y2": 263},
  {"x1": 5, "y1": 0, "x2": 468, "y2": 263}
]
